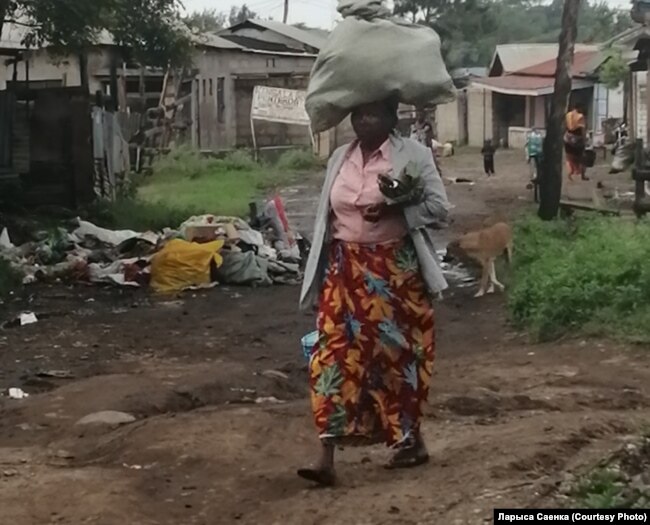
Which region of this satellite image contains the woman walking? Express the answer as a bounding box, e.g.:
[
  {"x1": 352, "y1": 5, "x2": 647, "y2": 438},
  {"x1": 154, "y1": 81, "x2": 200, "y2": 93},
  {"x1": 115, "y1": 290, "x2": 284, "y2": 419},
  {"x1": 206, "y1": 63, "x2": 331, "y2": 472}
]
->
[{"x1": 298, "y1": 98, "x2": 450, "y2": 486}]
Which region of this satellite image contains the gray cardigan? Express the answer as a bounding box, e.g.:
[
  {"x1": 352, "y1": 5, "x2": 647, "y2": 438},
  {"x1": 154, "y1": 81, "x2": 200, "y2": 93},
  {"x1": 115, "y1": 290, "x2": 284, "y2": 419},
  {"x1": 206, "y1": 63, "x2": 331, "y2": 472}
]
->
[{"x1": 299, "y1": 135, "x2": 450, "y2": 310}]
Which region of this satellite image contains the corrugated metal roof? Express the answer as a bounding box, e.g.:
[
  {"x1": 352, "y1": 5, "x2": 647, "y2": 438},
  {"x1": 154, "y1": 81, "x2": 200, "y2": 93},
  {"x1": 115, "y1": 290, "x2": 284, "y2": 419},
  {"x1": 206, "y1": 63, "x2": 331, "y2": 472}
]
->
[
  {"x1": 218, "y1": 34, "x2": 299, "y2": 53},
  {"x1": 193, "y1": 32, "x2": 243, "y2": 50},
  {"x1": 515, "y1": 50, "x2": 602, "y2": 78},
  {"x1": 489, "y1": 43, "x2": 600, "y2": 75},
  {"x1": 473, "y1": 75, "x2": 594, "y2": 96},
  {"x1": 223, "y1": 19, "x2": 326, "y2": 51}
]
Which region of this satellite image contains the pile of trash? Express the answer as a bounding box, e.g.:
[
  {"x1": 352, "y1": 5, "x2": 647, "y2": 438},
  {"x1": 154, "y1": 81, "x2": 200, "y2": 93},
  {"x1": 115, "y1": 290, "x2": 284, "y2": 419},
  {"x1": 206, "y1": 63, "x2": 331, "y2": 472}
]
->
[{"x1": 0, "y1": 197, "x2": 308, "y2": 293}]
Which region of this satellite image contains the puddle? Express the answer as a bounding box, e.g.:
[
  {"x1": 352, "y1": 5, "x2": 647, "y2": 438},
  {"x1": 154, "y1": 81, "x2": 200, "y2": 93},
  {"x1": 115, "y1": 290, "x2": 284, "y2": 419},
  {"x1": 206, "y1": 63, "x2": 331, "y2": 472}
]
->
[{"x1": 437, "y1": 249, "x2": 476, "y2": 288}]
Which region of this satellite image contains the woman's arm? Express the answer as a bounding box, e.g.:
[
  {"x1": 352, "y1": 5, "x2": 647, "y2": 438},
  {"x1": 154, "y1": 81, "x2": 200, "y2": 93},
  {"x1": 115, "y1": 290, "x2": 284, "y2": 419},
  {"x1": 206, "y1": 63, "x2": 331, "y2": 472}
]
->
[{"x1": 403, "y1": 147, "x2": 451, "y2": 229}]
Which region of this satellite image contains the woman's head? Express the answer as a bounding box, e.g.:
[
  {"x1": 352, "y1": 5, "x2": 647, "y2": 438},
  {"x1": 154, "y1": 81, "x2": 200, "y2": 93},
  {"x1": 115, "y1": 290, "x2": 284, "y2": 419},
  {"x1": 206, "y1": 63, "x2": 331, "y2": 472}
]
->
[
  {"x1": 573, "y1": 103, "x2": 587, "y2": 115},
  {"x1": 351, "y1": 98, "x2": 399, "y2": 149}
]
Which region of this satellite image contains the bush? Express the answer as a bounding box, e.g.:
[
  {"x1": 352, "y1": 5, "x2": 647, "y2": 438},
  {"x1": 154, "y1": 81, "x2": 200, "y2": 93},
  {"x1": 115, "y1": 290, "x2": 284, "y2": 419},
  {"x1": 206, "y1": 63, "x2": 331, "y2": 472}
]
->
[
  {"x1": 508, "y1": 215, "x2": 650, "y2": 343},
  {"x1": 275, "y1": 149, "x2": 321, "y2": 171},
  {"x1": 151, "y1": 145, "x2": 212, "y2": 180},
  {"x1": 0, "y1": 258, "x2": 21, "y2": 298},
  {"x1": 214, "y1": 150, "x2": 258, "y2": 172},
  {"x1": 152, "y1": 147, "x2": 258, "y2": 180}
]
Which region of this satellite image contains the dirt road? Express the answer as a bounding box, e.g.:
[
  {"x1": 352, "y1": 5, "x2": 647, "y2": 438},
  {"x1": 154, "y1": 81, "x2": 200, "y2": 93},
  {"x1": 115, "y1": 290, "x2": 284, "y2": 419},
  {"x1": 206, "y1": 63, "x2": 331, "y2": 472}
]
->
[{"x1": 1, "y1": 150, "x2": 649, "y2": 525}]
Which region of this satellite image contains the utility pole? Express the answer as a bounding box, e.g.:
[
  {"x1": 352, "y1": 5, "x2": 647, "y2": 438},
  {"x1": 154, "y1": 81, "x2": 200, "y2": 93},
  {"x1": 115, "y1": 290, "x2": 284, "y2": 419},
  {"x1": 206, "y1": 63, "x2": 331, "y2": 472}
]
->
[
  {"x1": 538, "y1": 0, "x2": 581, "y2": 220},
  {"x1": 283, "y1": 0, "x2": 289, "y2": 23}
]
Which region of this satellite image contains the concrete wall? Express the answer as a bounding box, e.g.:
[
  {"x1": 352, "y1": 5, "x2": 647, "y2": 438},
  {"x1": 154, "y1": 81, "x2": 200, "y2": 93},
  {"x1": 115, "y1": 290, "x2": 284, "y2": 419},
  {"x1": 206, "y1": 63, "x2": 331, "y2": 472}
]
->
[
  {"x1": 466, "y1": 85, "x2": 492, "y2": 147},
  {"x1": 0, "y1": 47, "x2": 142, "y2": 96},
  {"x1": 437, "y1": 99, "x2": 461, "y2": 143},
  {"x1": 633, "y1": 71, "x2": 647, "y2": 145},
  {"x1": 0, "y1": 49, "x2": 82, "y2": 89}
]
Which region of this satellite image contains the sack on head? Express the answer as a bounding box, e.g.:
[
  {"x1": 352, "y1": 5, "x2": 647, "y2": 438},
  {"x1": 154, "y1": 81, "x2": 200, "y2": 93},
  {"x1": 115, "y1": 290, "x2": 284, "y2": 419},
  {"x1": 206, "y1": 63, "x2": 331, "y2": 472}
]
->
[{"x1": 305, "y1": 0, "x2": 456, "y2": 132}]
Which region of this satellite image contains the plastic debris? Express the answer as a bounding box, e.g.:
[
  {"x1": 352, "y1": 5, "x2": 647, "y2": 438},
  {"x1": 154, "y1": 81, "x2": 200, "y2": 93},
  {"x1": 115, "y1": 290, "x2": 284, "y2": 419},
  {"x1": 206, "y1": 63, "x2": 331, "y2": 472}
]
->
[
  {"x1": 76, "y1": 410, "x2": 136, "y2": 426},
  {"x1": 19, "y1": 312, "x2": 38, "y2": 326},
  {"x1": 7, "y1": 388, "x2": 29, "y2": 399},
  {"x1": 0, "y1": 228, "x2": 14, "y2": 250}
]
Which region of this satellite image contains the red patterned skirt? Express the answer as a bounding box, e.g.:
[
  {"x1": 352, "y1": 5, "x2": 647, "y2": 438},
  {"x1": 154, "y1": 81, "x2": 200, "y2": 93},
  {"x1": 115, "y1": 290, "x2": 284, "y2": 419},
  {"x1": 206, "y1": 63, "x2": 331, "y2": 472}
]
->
[{"x1": 309, "y1": 239, "x2": 435, "y2": 447}]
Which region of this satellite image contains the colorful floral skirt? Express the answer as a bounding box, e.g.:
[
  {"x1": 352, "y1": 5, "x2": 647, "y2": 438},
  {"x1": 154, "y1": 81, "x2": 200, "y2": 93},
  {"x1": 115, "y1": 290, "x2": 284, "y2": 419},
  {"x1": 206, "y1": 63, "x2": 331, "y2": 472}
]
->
[{"x1": 309, "y1": 239, "x2": 435, "y2": 447}]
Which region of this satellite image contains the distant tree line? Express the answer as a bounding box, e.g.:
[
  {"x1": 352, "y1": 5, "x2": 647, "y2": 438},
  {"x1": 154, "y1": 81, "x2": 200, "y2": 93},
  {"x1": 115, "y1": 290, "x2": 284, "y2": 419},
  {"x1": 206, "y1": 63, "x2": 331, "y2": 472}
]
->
[
  {"x1": 393, "y1": 0, "x2": 634, "y2": 68},
  {"x1": 183, "y1": 5, "x2": 258, "y2": 33}
]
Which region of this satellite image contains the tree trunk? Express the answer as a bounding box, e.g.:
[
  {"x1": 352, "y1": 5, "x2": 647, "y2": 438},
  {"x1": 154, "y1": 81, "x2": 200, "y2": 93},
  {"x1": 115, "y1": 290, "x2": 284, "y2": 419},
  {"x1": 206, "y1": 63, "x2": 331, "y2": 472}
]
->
[{"x1": 538, "y1": 0, "x2": 581, "y2": 221}]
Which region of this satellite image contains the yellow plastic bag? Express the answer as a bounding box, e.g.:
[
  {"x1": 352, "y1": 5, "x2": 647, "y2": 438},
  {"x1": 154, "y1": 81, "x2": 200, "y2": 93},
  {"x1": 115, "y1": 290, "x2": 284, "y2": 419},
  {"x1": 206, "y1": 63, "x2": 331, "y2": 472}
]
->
[{"x1": 150, "y1": 239, "x2": 224, "y2": 293}]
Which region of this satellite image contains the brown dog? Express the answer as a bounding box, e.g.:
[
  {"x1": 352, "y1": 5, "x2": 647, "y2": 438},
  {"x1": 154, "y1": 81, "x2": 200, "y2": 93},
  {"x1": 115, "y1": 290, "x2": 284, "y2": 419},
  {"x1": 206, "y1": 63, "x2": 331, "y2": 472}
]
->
[{"x1": 445, "y1": 222, "x2": 513, "y2": 297}]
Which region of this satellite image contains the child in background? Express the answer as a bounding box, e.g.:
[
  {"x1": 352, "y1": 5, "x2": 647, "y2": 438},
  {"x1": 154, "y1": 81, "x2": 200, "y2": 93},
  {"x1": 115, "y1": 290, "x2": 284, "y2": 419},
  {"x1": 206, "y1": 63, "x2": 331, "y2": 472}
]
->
[
  {"x1": 525, "y1": 128, "x2": 543, "y2": 182},
  {"x1": 481, "y1": 139, "x2": 496, "y2": 176}
]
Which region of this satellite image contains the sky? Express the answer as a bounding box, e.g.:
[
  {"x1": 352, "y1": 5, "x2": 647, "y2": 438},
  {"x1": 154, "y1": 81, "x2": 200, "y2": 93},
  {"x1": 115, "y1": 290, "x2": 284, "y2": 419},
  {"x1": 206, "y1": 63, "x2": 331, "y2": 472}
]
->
[
  {"x1": 183, "y1": 0, "x2": 340, "y2": 29},
  {"x1": 182, "y1": 0, "x2": 632, "y2": 30}
]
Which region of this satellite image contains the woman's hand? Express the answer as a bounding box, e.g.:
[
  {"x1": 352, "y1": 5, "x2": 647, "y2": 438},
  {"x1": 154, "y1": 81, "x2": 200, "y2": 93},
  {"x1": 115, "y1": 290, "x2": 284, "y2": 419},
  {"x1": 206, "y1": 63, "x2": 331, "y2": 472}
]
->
[{"x1": 378, "y1": 173, "x2": 423, "y2": 204}]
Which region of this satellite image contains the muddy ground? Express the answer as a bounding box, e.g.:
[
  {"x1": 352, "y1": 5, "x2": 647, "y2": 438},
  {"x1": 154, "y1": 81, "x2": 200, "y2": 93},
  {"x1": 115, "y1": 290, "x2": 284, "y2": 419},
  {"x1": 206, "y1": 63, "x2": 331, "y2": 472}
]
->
[{"x1": 1, "y1": 149, "x2": 648, "y2": 525}]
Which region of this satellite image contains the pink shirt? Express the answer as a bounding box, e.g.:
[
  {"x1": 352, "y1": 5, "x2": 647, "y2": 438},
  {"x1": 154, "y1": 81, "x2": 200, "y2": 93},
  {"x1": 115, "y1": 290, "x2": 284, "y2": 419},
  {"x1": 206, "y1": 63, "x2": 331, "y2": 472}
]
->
[{"x1": 330, "y1": 141, "x2": 408, "y2": 244}]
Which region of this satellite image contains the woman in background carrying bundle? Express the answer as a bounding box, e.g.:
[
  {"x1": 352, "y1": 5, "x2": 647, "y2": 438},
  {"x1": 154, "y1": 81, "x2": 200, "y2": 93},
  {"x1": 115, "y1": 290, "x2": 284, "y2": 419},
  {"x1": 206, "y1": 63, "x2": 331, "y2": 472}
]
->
[
  {"x1": 564, "y1": 104, "x2": 589, "y2": 181},
  {"x1": 298, "y1": 97, "x2": 450, "y2": 486}
]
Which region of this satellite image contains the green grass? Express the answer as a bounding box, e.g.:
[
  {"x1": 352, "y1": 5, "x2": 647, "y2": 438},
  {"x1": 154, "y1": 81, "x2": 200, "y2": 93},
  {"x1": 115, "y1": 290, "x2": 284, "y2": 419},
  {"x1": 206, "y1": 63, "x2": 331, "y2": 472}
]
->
[
  {"x1": 85, "y1": 147, "x2": 319, "y2": 232},
  {"x1": 509, "y1": 215, "x2": 650, "y2": 343},
  {"x1": 572, "y1": 468, "x2": 639, "y2": 508},
  {"x1": 570, "y1": 436, "x2": 650, "y2": 509}
]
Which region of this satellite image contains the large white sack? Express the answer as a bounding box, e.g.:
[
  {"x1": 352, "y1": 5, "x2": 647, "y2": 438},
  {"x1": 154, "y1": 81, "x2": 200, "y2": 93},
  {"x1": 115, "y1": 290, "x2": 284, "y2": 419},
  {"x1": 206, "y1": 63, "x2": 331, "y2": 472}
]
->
[{"x1": 306, "y1": 0, "x2": 457, "y2": 132}]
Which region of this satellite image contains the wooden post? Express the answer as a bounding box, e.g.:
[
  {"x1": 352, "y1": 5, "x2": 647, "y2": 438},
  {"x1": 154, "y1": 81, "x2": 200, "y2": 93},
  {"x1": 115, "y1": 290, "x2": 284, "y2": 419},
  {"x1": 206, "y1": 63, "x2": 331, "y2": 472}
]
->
[
  {"x1": 251, "y1": 116, "x2": 258, "y2": 161},
  {"x1": 109, "y1": 52, "x2": 119, "y2": 112},
  {"x1": 79, "y1": 52, "x2": 89, "y2": 93},
  {"x1": 283, "y1": 0, "x2": 289, "y2": 23},
  {"x1": 538, "y1": 0, "x2": 581, "y2": 221},
  {"x1": 646, "y1": 57, "x2": 650, "y2": 146}
]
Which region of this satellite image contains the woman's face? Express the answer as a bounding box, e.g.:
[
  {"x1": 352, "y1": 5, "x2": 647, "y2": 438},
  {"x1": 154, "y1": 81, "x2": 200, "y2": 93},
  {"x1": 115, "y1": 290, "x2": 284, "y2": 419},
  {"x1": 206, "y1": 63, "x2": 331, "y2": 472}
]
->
[{"x1": 351, "y1": 102, "x2": 392, "y2": 146}]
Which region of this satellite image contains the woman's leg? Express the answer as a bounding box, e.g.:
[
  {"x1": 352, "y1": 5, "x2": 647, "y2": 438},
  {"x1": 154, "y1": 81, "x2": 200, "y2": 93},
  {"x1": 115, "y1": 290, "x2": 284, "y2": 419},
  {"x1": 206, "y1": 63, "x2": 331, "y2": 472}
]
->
[
  {"x1": 297, "y1": 439, "x2": 336, "y2": 486},
  {"x1": 385, "y1": 429, "x2": 429, "y2": 469}
]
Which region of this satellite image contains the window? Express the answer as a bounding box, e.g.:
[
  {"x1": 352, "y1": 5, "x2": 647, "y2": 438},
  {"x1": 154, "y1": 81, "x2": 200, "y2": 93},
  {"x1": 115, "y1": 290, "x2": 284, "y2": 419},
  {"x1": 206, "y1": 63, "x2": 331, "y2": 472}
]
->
[
  {"x1": 202, "y1": 79, "x2": 207, "y2": 99},
  {"x1": 217, "y1": 77, "x2": 225, "y2": 123},
  {"x1": 209, "y1": 79, "x2": 213, "y2": 97},
  {"x1": 266, "y1": 58, "x2": 276, "y2": 68}
]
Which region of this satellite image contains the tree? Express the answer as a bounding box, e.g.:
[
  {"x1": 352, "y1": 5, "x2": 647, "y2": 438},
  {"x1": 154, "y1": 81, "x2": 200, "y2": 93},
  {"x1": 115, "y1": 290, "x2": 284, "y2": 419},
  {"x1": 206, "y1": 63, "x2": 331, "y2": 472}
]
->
[
  {"x1": 184, "y1": 9, "x2": 227, "y2": 33},
  {"x1": 539, "y1": 0, "x2": 581, "y2": 221},
  {"x1": 392, "y1": 0, "x2": 632, "y2": 70},
  {"x1": 229, "y1": 4, "x2": 258, "y2": 26},
  {"x1": 0, "y1": 0, "x2": 191, "y2": 67},
  {"x1": 599, "y1": 48, "x2": 629, "y2": 89}
]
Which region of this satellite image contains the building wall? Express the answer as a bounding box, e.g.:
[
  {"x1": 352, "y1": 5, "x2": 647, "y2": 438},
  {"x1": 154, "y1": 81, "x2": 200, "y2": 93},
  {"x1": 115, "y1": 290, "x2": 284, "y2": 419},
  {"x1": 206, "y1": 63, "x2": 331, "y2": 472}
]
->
[
  {"x1": 193, "y1": 47, "x2": 315, "y2": 150},
  {"x1": 437, "y1": 99, "x2": 461, "y2": 143},
  {"x1": 0, "y1": 47, "x2": 136, "y2": 95},
  {"x1": 0, "y1": 49, "x2": 82, "y2": 90},
  {"x1": 633, "y1": 71, "x2": 647, "y2": 144},
  {"x1": 467, "y1": 85, "x2": 492, "y2": 147}
]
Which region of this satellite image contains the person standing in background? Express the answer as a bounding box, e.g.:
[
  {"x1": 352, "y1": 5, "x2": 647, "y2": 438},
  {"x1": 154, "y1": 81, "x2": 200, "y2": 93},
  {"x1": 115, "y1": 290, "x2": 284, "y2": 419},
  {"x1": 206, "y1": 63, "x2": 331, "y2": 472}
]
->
[
  {"x1": 411, "y1": 109, "x2": 443, "y2": 174},
  {"x1": 481, "y1": 139, "x2": 496, "y2": 176},
  {"x1": 525, "y1": 128, "x2": 543, "y2": 182},
  {"x1": 564, "y1": 104, "x2": 588, "y2": 181}
]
